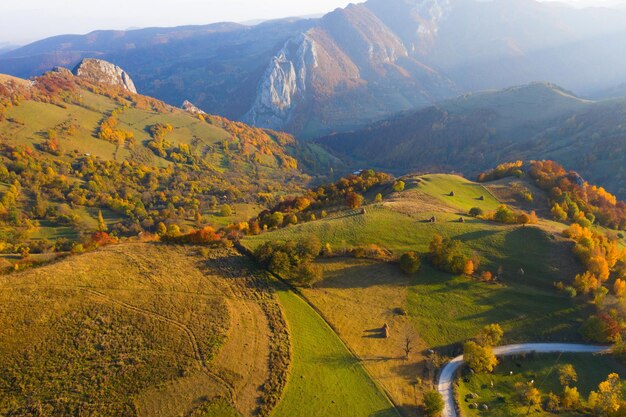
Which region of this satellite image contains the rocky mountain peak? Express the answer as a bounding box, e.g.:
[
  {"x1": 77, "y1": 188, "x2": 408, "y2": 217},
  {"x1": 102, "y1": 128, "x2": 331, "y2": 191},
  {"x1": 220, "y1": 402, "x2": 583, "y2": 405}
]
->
[
  {"x1": 242, "y1": 33, "x2": 318, "y2": 130},
  {"x1": 72, "y1": 58, "x2": 137, "y2": 94}
]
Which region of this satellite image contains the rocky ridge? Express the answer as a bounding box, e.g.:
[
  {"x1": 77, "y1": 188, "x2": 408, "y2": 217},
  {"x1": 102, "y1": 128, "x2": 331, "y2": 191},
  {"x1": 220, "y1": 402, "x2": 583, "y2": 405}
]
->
[{"x1": 73, "y1": 58, "x2": 137, "y2": 93}]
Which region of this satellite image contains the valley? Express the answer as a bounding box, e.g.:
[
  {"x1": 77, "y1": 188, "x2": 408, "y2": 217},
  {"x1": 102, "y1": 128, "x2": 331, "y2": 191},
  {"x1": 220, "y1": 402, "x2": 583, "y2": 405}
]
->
[{"x1": 1, "y1": 2, "x2": 626, "y2": 415}]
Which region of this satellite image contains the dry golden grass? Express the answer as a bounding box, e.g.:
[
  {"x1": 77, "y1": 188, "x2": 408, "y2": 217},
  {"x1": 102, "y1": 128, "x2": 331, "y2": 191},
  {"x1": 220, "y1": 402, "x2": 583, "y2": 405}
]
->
[{"x1": 0, "y1": 243, "x2": 277, "y2": 417}]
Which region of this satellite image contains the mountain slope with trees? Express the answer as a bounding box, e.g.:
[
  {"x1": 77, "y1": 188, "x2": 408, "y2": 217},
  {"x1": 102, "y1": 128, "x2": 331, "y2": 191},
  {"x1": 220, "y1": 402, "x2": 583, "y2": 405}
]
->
[
  {"x1": 2, "y1": 0, "x2": 626, "y2": 136},
  {"x1": 0, "y1": 67, "x2": 336, "y2": 263},
  {"x1": 318, "y1": 82, "x2": 626, "y2": 198}
]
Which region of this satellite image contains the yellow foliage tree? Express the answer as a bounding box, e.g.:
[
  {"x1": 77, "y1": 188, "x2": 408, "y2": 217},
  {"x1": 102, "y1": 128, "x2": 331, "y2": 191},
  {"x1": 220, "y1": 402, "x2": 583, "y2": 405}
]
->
[{"x1": 614, "y1": 279, "x2": 626, "y2": 298}]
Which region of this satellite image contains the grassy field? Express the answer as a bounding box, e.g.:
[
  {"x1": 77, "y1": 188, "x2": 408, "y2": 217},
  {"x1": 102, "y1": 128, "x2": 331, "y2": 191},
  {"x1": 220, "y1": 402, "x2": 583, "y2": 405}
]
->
[
  {"x1": 458, "y1": 353, "x2": 626, "y2": 417},
  {"x1": 300, "y1": 258, "x2": 425, "y2": 414},
  {"x1": 415, "y1": 174, "x2": 501, "y2": 212},
  {"x1": 0, "y1": 244, "x2": 276, "y2": 417},
  {"x1": 242, "y1": 173, "x2": 589, "y2": 414},
  {"x1": 273, "y1": 288, "x2": 399, "y2": 417}
]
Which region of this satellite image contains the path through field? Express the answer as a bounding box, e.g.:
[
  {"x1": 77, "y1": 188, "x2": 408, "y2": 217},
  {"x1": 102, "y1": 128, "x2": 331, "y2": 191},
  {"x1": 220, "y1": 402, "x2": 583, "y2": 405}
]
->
[{"x1": 437, "y1": 344, "x2": 611, "y2": 417}]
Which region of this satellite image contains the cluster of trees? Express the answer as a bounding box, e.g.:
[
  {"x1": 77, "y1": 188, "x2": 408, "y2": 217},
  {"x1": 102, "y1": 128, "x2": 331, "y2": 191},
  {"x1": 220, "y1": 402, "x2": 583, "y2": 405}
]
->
[
  {"x1": 253, "y1": 237, "x2": 323, "y2": 286},
  {"x1": 205, "y1": 115, "x2": 299, "y2": 171},
  {"x1": 479, "y1": 160, "x2": 626, "y2": 230},
  {"x1": 98, "y1": 107, "x2": 135, "y2": 145},
  {"x1": 0, "y1": 70, "x2": 317, "y2": 256},
  {"x1": 556, "y1": 223, "x2": 626, "y2": 343},
  {"x1": 255, "y1": 170, "x2": 391, "y2": 231},
  {"x1": 477, "y1": 204, "x2": 538, "y2": 225},
  {"x1": 429, "y1": 234, "x2": 471, "y2": 275},
  {"x1": 529, "y1": 161, "x2": 626, "y2": 230},
  {"x1": 399, "y1": 252, "x2": 421, "y2": 274},
  {"x1": 562, "y1": 224, "x2": 626, "y2": 298},
  {"x1": 146, "y1": 123, "x2": 199, "y2": 165},
  {"x1": 428, "y1": 234, "x2": 489, "y2": 279},
  {"x1": 477, "y1": 160, "x2": 524, "y2": 182},
  {"x1": 518, "y1": 367, "x2": 626, "y2": 416}
]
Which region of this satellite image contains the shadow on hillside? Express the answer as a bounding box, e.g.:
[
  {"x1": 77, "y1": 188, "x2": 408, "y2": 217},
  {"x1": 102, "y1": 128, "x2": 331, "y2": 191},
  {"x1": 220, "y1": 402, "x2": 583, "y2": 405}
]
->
[
  {"x1": 370, "y1": 407, "x2": 415, "y2": 417},
  {"x1": 453, "y1": 229, "x2": 500, "y2": 242},
  {"x1": 313, "y1": 260, "x2": 409, "y2": 290},
  {"x1": 313, "y1": 353, "x2": 359, "y2": 368}
]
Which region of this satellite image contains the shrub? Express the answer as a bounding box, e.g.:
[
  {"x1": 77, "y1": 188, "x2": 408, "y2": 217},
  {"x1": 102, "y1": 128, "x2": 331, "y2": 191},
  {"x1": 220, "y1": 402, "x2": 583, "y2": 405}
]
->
[
  {"x1": 393, "y1": 180, "x2": 406, "y2": 192},
  {"x1": 422, "y1": 390, "x2": 444, "y2": 416},
  {"x1": 580, "y1": 314, "x2": 620, "y2": 343},
  {"x1": 220, "y1": 204, "x2": 233, "y2": 217},
  {"x1": 469, "y1": 207, "x2": 483, "y2": 217},
  {"x1": 399, "y1": 252, "x2": 421, "y2": 274}
]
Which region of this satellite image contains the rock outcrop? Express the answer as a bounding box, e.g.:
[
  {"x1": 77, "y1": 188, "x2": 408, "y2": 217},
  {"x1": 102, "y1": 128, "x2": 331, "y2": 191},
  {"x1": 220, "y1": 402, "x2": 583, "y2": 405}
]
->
[
  {"x1": 242, "y1": 33, "x2": 318, "y2": 130},
  {"x1": 73, "y1": 58, "x2": 137, "y2": 93},
  {"x1": 181, "y1": 100, "x2": 207, "y2": 115}
]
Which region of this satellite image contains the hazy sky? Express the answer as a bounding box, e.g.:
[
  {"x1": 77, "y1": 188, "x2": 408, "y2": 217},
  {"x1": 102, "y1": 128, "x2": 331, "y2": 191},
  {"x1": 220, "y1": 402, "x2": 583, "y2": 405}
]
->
[{"x1": 0, "y1": 0, "x2": 622, "y2": 45}]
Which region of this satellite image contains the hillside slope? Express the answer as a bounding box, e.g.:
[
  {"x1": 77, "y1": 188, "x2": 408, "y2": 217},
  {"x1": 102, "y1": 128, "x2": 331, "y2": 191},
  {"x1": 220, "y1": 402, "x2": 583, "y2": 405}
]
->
[
  {"x1": 318, "y1": 82, "x2": 626, "y2": 198},
  {"x1": 0, "y1": 68, "x2": 337, "y2": 257}
]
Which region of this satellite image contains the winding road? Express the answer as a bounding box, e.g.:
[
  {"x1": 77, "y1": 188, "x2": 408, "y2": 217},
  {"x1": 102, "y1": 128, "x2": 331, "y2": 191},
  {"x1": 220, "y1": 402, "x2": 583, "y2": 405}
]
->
[{"x1": 437, "y1": 343, "x2": 611, "y2": 417}]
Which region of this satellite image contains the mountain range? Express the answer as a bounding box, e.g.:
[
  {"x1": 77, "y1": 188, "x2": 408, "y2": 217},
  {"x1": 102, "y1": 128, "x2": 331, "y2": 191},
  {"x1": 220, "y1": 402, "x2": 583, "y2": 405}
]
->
[{"x1": 2, "y1": 0, "x2": 626, "y2": 137}]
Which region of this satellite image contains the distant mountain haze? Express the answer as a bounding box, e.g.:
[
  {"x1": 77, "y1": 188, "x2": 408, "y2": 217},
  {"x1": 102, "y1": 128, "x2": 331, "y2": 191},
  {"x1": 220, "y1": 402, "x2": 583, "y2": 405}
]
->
[
  {"x1": 1, "y1": 0, "x2": 626, "y2": 137},
  {"x1": 317, "y1": 82, "x2": 626, "y2": 198}
]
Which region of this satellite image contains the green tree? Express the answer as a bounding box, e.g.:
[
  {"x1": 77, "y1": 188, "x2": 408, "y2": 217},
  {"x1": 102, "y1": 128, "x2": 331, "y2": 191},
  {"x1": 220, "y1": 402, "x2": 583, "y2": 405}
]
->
[
  {"x1": 269, "y1": 251, "x2": 291, "y2": 276},
  {"x1": 399, "y1": 252, "x2": 421, "y2": 274},
  {"x1": 393, "y1": 180, "x2": 405, "y2": 192},
  {"x1": 374, "y1": 193, "x2": 383, "y2": 203},
  {"x1": 220, "y1": 204, "x2": 233, "y2": 217},
  {"x1": 469, "y1": 207, "x2": 483, "y2": 217},
  {"x1": 297, "y1": 262, "x2": 323, "y2": 288},
  {"x1": 422, "y1": 390, "x2": 444, "y2": 417}
]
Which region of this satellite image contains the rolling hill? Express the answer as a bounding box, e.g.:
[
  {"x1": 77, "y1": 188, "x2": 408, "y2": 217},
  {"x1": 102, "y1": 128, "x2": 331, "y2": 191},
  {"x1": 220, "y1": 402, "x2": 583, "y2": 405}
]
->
[
  {"x1": 2, "y1": 0, "x2": 626, "y2": 136},
  {"x1": 318, "y1": 82, "x2": 626, "y2": 198},
  {"x1": 241, "y1": 172, "x2": 619, "y2": 413},
  {"x1": 0, "y1": 63, "x2": 342, "y2": 260}
]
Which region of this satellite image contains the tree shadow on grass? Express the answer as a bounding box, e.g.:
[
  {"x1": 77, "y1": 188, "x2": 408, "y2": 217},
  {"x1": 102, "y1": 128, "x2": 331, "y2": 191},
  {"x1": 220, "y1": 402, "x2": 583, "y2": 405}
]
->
[{"x1": 369, "y1": 407, "x2": 411, "y2": 417}]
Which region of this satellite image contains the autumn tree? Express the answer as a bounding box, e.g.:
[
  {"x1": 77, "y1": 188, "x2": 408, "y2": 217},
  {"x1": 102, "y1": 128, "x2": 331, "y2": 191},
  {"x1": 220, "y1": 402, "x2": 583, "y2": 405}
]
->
[
  {"x1": 393, "y1": 180, "x2": 405, "y2": 192},
  {"x1": 463, "y1": 259, "x2": 475, "y2": 276},
  {"x1": 346, "y1": 192, "x2": 364, "y2": 209},
  {"x1": 220, "y1": 204, "x2": 233, "y2": 217},
  {"x1": 581, "y1": 314, "x2": 620, "y2": 343},
  {"x1": 561, "y1": 386, "x2": 581, "y2": 410},
  {"x1": 558, "y1": 364, "x2": 578, "y2": 388},
  {"x1": 463, "y1": 341, "x2": 498, "y2": 373},
  {"x1": 97, "y1": 210, "x2": 107, "y2": 233},
  {"x1": 614, "y1": 279, "x2": 626, "y2": 298},
  {"x1": 477, "y1": 323, "x2": 503, "y2": 347},
  {"x1": 588, "y1": 373, "x2": 623, "y2": 416}
]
